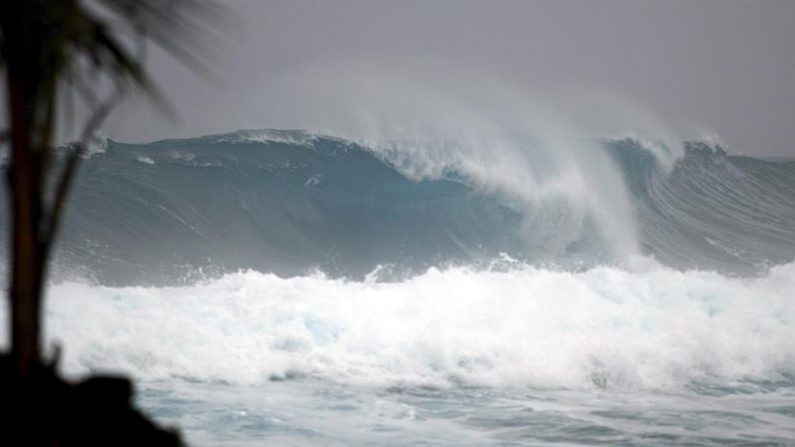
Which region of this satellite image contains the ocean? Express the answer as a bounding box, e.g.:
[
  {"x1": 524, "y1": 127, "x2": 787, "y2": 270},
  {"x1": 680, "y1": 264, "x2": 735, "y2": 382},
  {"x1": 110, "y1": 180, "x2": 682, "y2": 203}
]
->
[{"x1": 1, "y1": 129, "x2": 794, "y2": 445}]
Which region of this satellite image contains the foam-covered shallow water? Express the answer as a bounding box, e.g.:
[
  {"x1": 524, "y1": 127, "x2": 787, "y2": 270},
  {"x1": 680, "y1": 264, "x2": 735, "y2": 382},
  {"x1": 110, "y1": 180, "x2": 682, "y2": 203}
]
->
[
  {"x1": 1, "y1": 262, "x2": 793, "y2": 444},
  {"x1": 32, "y1": 263, "x2": 795, "y2": 389}
]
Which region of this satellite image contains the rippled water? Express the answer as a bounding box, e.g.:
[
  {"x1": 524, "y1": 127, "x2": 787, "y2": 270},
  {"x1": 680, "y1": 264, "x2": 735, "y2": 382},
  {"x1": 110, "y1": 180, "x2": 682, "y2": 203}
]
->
[{"x1": 138, "y1": 379, "x2": 795, "y2": 446}]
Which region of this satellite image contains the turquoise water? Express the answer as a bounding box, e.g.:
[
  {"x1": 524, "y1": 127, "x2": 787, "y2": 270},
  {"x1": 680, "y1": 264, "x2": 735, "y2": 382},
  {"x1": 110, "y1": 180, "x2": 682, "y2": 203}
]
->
[{"x1": 5, "y1": 131, "x2": 792, "y2": 284}]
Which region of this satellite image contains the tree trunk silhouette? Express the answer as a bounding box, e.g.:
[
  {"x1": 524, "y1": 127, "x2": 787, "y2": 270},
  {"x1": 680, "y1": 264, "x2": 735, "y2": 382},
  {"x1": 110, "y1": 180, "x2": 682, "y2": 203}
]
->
[
  {"x1": 3, "y1": 0, "x2": 51, "y2": 378},
  {"x1": 2, "y1": 0, "x2": 217, "y2": 381},
  {"x1": 1, "y1": 2, "x2": 217, "y2": 444}
]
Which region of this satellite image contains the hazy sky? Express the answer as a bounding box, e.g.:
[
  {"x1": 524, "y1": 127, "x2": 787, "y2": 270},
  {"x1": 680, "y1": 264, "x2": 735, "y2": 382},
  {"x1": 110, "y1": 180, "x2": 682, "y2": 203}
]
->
[{"x1": 103, "y1": 0, "x2": 795, "y2": 156}]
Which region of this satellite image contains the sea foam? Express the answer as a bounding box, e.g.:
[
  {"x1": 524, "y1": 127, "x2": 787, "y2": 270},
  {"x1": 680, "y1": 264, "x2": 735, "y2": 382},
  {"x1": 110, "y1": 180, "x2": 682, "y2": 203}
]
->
[{"x1": 4, "y1": 262, "x2": 792, "y2": 391}]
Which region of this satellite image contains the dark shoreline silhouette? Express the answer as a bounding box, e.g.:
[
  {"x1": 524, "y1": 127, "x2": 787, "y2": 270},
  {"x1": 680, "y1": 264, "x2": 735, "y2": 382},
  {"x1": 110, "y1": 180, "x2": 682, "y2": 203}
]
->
[{"x1": 1, "y1": 354, "x2": 182, "y2": 446}]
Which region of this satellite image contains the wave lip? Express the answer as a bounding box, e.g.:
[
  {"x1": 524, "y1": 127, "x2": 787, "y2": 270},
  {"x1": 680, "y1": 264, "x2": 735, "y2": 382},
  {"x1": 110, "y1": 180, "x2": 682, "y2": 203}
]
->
[{"x1": 201, "y1": 128, "x2": 319, "y2": 146}]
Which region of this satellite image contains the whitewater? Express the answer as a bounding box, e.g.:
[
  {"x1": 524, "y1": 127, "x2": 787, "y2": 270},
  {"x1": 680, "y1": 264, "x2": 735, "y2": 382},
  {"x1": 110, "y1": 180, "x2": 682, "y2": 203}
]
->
[{"x1": 1, "y1": 130, "x2": 794, "y2": 445}]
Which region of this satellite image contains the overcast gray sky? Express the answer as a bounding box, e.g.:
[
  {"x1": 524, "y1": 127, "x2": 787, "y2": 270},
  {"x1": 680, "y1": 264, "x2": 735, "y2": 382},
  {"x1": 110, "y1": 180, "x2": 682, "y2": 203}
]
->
[{"x1": 104, "y1": 0, "x2": 795, "y2": 156}]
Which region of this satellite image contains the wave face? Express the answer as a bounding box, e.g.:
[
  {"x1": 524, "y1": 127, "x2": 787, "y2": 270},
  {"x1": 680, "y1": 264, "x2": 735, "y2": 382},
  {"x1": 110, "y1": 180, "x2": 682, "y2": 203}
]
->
[
  {"x1": 1, "y1": 129, "x2": 793, "y2": 284},
  {"x1": 611, "y1": 141, "x2": 795, "y2": 274}
]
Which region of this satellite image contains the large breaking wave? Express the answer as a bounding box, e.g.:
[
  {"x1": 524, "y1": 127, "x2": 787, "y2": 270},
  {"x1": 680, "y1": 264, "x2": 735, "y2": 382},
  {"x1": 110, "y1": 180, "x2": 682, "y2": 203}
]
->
[{"x1": 3, "y1": 129, "x2": 789, "y2": 284}]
